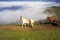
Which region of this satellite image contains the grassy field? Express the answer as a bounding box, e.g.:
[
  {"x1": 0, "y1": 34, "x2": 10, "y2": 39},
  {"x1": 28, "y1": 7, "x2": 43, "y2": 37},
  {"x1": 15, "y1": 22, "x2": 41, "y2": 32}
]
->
[
  {"x1": 0, "y1": 29, "x2": 60, "y2": 40},
  {"x1": 0, "y1": 25, "x2": 60, "y2": 40}
]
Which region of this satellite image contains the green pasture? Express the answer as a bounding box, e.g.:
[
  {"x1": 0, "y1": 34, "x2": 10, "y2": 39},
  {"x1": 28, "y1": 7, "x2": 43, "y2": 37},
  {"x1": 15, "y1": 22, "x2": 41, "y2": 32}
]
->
[{"x1": 0, "y1": 30, "x2": 60, "y2": 40}]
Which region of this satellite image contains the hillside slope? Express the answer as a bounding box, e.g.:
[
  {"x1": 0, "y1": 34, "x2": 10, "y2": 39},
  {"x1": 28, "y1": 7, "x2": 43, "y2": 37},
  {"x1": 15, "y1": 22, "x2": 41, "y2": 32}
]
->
[{"x1": 44, "y1": 6, "x2": 60, "y2": 22}]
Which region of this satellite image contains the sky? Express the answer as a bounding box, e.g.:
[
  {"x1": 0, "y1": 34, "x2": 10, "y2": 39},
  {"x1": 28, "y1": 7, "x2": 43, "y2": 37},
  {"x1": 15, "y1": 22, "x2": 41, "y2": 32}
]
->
[
  {"x1": 0, "y1": 0, "x2": 60, "y2": 2},
  {"x1": 0, "y1": 1, "x2": 60, "y2": 25}
]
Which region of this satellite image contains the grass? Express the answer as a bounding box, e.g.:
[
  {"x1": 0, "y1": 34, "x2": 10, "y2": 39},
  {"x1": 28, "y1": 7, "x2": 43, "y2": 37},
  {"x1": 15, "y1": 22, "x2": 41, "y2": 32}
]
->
[
  {"x1": 0, "y1": 23, "x2": 60, "y2": 40},
  {"x1": 0, "y1": 30, "x2": 60, "y2": 40}
]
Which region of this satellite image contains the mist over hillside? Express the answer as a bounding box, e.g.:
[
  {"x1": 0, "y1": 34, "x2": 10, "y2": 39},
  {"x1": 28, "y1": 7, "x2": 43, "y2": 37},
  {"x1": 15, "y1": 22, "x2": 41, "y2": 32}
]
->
[{"x1": 0, "y1": 2, "x2": 60, "y2": 25}]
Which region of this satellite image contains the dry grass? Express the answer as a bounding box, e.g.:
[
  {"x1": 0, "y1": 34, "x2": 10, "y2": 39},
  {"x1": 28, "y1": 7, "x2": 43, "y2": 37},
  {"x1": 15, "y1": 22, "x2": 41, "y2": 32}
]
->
[{"x1": 0, "y1": 24, "x2": 60, "y2": 31}]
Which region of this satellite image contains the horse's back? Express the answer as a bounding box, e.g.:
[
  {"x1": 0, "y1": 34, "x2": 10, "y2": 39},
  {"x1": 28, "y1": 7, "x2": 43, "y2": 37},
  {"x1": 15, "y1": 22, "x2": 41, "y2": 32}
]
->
[{"x1": 47, "y1": 16, "x2": 56, "y2": 22}]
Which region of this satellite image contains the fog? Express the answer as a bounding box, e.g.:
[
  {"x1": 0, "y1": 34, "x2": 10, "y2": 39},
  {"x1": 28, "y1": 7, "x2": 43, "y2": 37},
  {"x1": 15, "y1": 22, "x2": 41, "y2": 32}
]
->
[{"x1": 0, "y1": 2, "x2": 60, "y2": 25}]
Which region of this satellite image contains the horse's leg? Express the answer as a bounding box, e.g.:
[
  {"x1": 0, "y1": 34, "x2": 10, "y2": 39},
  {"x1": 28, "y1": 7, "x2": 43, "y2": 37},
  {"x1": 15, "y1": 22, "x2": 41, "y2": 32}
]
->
[
  {"x1": 31, "y1": 23, "x2": 34, "y2": 28},
  {"x1": 25, "y1": 23, "x2": 26, "y2": 27},
  {"x1": 22, "y1": 24, "x2": 23, "y2": 27}
]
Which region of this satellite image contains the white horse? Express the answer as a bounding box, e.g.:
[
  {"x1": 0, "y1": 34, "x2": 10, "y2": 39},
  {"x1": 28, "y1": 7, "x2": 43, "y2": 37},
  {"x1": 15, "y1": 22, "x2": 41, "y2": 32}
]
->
[{"x1": 19, "y1": 16, "x2": 35, "y2": 27}]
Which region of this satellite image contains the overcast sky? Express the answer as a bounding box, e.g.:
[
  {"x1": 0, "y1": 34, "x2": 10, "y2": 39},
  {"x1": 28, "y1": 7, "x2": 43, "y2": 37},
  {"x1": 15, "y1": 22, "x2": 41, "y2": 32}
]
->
[
  {"x1": 0, "y1": 0, "x2": 60, "y2": 2},
  {"x1": 0, "y1": 2, "x2": 60, "y2": 25}
]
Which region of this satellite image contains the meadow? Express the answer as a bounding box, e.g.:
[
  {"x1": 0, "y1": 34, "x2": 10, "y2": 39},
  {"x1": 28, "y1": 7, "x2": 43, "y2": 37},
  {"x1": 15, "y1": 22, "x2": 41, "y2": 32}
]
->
[{"x1": 0, "y1": 25, "x2": 60, "y2": 40}]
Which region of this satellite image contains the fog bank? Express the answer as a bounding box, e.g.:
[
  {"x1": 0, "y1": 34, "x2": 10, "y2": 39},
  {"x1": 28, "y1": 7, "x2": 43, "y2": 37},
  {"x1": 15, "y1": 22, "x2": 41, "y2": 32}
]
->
[{"x1": 0, "y1": 2, "x2": 59, "y2": 25}]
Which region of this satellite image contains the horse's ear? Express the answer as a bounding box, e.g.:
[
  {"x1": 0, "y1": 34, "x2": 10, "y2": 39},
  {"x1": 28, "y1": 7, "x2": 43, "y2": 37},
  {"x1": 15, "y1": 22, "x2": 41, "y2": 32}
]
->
[{"x1": 20, "y1": 16, "x2": 22, "y2": 17}]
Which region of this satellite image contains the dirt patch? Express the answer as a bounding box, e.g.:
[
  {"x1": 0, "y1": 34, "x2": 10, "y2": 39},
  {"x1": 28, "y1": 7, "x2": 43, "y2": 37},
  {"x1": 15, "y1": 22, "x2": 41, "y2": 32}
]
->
[{"x1": 0, "y1": 25, "x2": 60, "y2": 31}]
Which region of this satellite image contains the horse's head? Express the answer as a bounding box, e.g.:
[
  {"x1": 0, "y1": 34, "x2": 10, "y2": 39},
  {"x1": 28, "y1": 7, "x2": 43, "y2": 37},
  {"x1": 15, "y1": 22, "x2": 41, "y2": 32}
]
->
[{"x1": 20, "y1": 16, "x2": 22, "y2": 20}]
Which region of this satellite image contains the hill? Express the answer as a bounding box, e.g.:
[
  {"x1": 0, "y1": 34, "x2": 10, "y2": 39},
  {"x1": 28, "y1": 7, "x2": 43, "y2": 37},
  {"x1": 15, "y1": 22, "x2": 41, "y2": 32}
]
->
[{"x1": 44, "y1": 6, "x2": 60, "y2": 23}]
